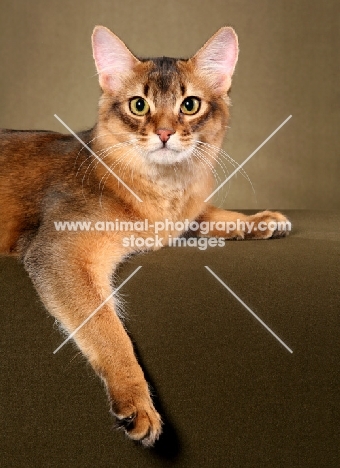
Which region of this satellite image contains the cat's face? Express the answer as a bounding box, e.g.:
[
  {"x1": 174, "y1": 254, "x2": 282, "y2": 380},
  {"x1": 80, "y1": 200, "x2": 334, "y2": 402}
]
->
[{"x1": 92, "y1": 27, "x2": 238, "y2": 168}]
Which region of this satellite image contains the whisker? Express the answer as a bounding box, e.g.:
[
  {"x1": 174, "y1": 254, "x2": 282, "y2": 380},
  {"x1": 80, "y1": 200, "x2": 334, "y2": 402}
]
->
[
  {"x1": 192, "y1": 149, "x2": 220, "y2": 185},
  {"x1": 192, "y1": 145, "x2": 235, "y2": 206},
  {"x1": 75, "y1": 138, "x2": 139, "y2": 180},
  {"x1": 79, "y1": 140, "x2": 135, "y2": 188},
  {"x1": 99, "y1": 146, "x2": 138, "y2": 207},
  {"x1": 74, "y1": 132, "x2": 130, "y2": 169},
  {"x1": 195, "y1": 140, "x2": 255, "y2": 193},
  {"x1": 194, "y1": 143, "x2": 229, "y2": 180},
  {"x1": 77, "y1": 138, "x2": 140, "y2": 202},
  {"x1": 193, "y1": 144, "x2": 232, "y2": 205}
]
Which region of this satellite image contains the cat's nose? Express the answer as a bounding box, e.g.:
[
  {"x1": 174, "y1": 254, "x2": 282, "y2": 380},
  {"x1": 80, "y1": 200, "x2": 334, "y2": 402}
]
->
[{"x1": 156, "y1": 128, "x2": 175, "y2": 143}]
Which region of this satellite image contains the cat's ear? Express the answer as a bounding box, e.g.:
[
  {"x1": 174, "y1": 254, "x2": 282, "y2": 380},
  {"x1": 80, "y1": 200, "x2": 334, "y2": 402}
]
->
[
  {"x1": 92, "y1": 26, "x2": 139, "y2": 92},
  {"x1": 192, "y1": 27, "x2": 239, "y2": 93}
]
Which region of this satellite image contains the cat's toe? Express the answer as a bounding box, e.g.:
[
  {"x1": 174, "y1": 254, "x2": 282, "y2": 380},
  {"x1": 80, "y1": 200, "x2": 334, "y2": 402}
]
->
[
  {"x1": 248, "y1": 210, "x2": 291, "y2": 239},
  {"x1": 127, "y1": 406, "x2": 162, "y2": 447},
  {"x1": 111, "y1": 397, "x2": 162, "y2": 446}
]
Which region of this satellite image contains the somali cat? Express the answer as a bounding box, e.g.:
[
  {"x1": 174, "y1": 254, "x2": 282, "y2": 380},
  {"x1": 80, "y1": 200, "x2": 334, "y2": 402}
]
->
[{"x1": 0, "y1": 26, "x2": 289, "y2": 446}]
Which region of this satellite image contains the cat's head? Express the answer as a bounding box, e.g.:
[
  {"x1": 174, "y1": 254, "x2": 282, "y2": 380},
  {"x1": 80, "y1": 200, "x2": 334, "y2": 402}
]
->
[{"x1": 92, "y1": 26, "x2": 238, "y2": 167}]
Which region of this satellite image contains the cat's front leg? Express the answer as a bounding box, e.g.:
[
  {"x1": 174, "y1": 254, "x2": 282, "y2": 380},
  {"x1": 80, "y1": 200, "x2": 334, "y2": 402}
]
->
[
  {"x1": 22, "y1": 232, "x2": 162, "y2": 446},
  {"x1": 196, "y1": 205, "x2": 291, "y2": 239}
]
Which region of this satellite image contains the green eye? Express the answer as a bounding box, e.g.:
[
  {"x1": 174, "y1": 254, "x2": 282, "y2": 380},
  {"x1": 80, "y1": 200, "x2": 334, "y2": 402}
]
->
[
  {"x1": 180, "y1": 97, "x2": 201, "y2": 115},
  {"x1": 129, "y1": 97, "x2": 150, "y2": 116}
]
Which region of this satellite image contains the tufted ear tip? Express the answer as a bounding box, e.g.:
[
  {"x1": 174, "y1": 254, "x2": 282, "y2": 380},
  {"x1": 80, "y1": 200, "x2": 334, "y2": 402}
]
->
[
  {"x1": 92, "y1": 26, "x2": 139, "y2": 92},
  {"x1": 192, "y1": 26, "x2": 239, "y2": 92}
]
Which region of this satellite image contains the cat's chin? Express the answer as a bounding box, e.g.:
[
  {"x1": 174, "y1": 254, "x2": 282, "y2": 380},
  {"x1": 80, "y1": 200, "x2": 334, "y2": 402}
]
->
[{"x1": 146, "y1": 147, "x2": 192, "y2": 165}]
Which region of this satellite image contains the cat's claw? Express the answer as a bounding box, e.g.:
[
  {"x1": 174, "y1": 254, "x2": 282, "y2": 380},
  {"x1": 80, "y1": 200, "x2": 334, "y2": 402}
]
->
[{"x1": 115, "y1": 413, "x2": 136, "y2": 430}]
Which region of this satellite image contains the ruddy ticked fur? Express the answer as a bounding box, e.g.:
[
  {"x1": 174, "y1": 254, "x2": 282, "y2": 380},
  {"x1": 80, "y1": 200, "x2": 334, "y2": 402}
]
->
[{"x1": 0, "y1": 26, "x2": 289, "y2": 446}]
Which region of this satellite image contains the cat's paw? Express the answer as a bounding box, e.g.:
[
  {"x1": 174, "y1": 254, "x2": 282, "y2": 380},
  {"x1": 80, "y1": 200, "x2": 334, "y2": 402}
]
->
[
  {"x1": 110, "y1": 390, "x2": 162, "y2": 447},
  {"x1": 246, "y1": 210, "x2": 291, "y2": 239}
]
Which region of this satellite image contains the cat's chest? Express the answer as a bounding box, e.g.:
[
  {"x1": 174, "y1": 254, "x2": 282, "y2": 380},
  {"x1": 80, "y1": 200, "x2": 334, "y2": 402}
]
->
[
  {"x1": 140, "y1": 185, "x2": 204, "y2": 224},
  {"x1": 102, "y1": 188, "x2": 203, "y2": 229},
  {"x1": 139, "y1": 171, "x2": 209, "y2": 221}
]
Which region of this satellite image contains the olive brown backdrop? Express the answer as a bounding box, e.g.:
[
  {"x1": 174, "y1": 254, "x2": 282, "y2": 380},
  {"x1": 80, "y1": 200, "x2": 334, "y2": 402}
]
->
[{"x1": 0, "y1": 0, "x2": 339, "y2": 209}]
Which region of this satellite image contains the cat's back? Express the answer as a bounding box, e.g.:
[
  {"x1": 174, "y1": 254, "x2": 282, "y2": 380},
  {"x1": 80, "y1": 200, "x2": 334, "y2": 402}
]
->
[
  {"x1": 0, "y1": 128, "x2": 94, "y2": 183},
  {"x1": 0, "y1": 129, "x2": 83, "y2": 163},
  {"x1": 0, "y1": 128, "x2": 93, "y2": 255}
]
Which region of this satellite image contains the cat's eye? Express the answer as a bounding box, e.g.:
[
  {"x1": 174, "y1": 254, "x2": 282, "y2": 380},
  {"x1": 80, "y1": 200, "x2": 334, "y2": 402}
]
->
[
  {"x1": 180, "y1": 97, "x2": 201, "y2": 115},
  {"x1": 129, "y1": 97, "x2": 150, "y2": 116}
]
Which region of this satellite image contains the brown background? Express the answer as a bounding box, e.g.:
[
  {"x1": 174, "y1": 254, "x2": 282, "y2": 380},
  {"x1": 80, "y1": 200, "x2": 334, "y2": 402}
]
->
[{"x1": 0, "y1": 0, "x2": 339, "y2": 210}]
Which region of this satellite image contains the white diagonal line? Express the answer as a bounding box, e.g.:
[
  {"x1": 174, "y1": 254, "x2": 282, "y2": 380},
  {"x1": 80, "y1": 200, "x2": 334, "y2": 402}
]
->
[
  {"x1": 54, "y1": 114, "x2": 143, "y2": 202},
  {"x1": 204, "y1": 115, "x2": 292, "y2": 203},
  {"x1": 53, "y1": 266, "x2": 142, "y2": 354},
  {"x1": 205, "y1": 266, "x2": 293, "y2": 354}
]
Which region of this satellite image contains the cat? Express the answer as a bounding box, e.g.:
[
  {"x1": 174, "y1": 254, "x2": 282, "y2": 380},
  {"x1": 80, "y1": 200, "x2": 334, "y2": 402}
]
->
[{"x1": 0, "y1": 26, "x2": 289, "y2": 446}]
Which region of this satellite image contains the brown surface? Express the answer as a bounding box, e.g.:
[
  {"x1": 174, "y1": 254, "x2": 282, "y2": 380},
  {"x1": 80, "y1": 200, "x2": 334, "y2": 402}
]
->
[{"x1": 1, "y1": 210, "x2": 339, "y2": 467}]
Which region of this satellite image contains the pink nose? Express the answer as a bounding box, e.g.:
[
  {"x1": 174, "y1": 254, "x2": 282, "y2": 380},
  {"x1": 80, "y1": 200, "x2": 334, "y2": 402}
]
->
[{"x1": 156, "y1": 128, "x2": 175, "y2": 143}]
